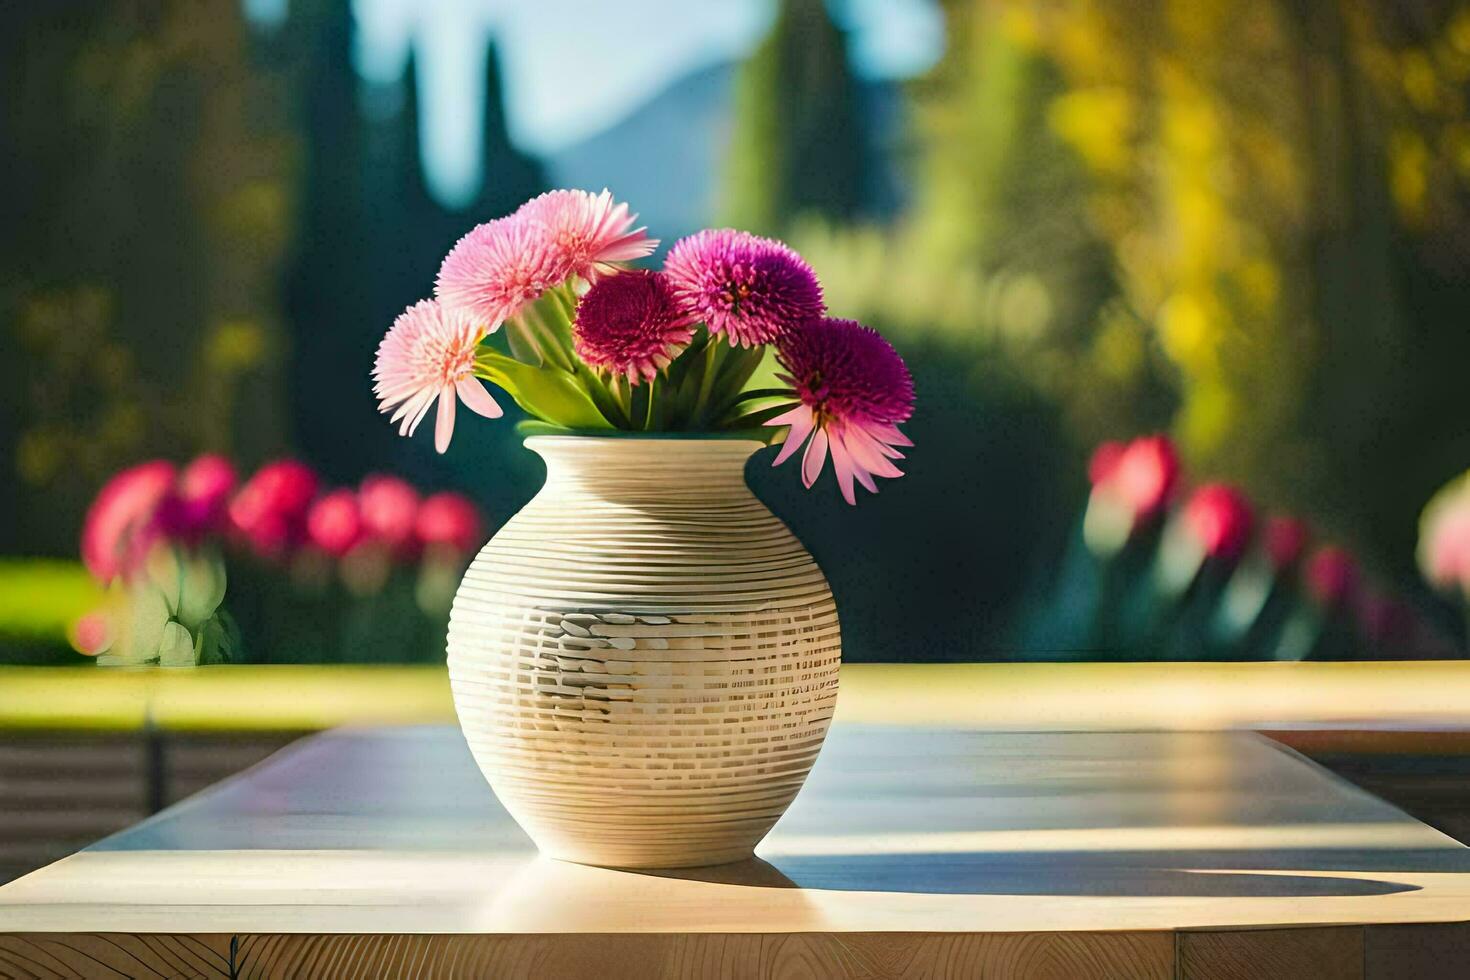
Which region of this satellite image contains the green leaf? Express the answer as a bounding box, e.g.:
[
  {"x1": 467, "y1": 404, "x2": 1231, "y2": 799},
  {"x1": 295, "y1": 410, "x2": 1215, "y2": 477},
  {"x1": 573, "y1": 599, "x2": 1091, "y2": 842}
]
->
[
  {"x1": 477, "y1": 351, "x2": 613, "y2": 429},
  {"x1": 716, "y1": 397, "x2": 796, "y2": 429},
  {"x1": 501, "y1": 319, "x2": 544, "y2": 366},
  {"x1": 706, "y1": 345, "x2": 769, "y2": 420},
  {"x1": 159, "y1": 621, "x2": 196, "y2": 667},
  {"x1": 570, "y1": 359, "x2": 631, "y2": 427}
]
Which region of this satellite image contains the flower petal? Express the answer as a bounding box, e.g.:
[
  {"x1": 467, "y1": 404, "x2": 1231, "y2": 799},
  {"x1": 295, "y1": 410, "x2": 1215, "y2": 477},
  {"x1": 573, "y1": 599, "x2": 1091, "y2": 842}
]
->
[
  {"x1": 771, "y1": 407, "x2": 815, "y2": 467},
  {"x1": 457, "y1": 378, "x2": 503, "y2": 419},
  {"x1": 434, "y1": 387, "x2": 456, "y2": 454},
  {"x1": 828, "y1": 431, "x2": 859, "y2": 505},
  {"x1": 801, "y1": 426, "x2": 829, "y2": 489}
]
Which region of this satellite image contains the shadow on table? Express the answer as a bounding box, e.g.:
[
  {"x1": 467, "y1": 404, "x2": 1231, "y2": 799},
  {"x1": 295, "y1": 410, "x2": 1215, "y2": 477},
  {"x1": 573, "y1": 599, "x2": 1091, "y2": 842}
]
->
[
  {"x1": 760, "y1": 852, "x2": 1423, "y2": 897},
  {"x1": 621, "y1": 850, "x2": 1442, "y2": 898}
]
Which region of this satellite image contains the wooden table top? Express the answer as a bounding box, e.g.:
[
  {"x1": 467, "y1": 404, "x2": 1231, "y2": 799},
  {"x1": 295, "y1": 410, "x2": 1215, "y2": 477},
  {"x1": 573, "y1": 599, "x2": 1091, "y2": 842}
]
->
[{"x1": 3, "y1": 724, "x2": 1470, "y2": 978}]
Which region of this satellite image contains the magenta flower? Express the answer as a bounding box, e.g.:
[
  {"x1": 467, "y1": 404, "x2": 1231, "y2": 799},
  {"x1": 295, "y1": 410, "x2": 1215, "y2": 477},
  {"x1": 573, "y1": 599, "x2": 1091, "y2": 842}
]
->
[
  {"x1": 359, "y1": 475, "x2": 421, "y2": 555},
  {"x1": 416, "y1": 492, "x2": 485, "y2": 555},
  {"x1": 768, "y1": 317, "x2": 914, "y2": 505},
  {"x1": 81, "y1": 460, "x2": 177, "y2": 580},
  {"x1": 1182, "y1": 484, "x2": 1255, "y2": 562},
  {"x1": 517, "y1": 188, "x2": 657, "y2": 283},
  {"x1": 153, "y1": 454, "x2": 238, "y2": 542},
  {"x1": 229, "y1": 460, "x2": 320, "y2": 560},
  {"x1": 1306, "y1": 546, "x2": 1359, "y2": 607},
  {"x1": 374, "y1": 299, "x2": 502, "y2": 454},
  {"x1": 663, "y1": 229, "x2": 825, "y2": 347},
  {"x1": 573, "y1": 270, "x2": 697, "y2": 384},
  {"x1": 435, "y1": 215, "x2": 573, "y2": 329},
  {"x1": 307, "y1": 489, "x2": 363, "y2": 558}
]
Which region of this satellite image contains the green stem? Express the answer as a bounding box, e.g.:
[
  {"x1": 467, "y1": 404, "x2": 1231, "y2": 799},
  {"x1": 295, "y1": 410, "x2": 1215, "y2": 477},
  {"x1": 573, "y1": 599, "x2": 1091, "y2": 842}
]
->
[
  {"x1": 521, "y1": 307, "x2": 573, "y2": 372},
  {"x1": 643, "y1": 373, "x2": 658, "y2": 430},
  {"x1": 612, "y1": 375, "x2": 634, "y2": 426},
  {"x1": 691, "y1": 340, "x2": 723, "y2": 427}
]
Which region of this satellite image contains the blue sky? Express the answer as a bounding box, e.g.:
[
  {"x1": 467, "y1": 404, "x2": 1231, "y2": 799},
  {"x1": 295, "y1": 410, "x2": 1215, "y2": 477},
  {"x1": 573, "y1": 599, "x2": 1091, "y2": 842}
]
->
[{"x1": 246, "y1": 0, "x2": 944, "y2": 207}]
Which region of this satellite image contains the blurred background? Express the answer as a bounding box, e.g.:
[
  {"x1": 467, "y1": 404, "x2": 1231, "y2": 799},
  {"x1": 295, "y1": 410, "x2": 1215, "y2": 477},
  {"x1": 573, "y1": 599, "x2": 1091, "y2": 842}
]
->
[{"x1": 4, "y1": 0, "x2": 1470, "y2": 666}]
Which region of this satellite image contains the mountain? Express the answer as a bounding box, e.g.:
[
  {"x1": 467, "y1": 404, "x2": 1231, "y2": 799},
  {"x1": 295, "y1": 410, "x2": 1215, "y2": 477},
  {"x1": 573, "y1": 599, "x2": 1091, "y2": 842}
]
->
[{"x1": 544, "y1": 60, "x2": 907, "y2": 242}]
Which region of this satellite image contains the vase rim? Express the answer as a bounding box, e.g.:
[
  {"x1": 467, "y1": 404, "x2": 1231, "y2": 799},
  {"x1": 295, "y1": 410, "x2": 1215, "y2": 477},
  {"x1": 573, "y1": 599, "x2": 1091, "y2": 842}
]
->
[{"x1": 522, "y1": 431, "x2": 768, "y2": 445}]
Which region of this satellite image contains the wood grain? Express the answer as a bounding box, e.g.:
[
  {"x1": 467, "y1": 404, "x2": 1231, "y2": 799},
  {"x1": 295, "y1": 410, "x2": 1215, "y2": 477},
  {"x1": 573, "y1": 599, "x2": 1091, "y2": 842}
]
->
[
  {"x1": 447, "y1": 437, "x2": 840, "y2": 868},
  {"x1": 1179, "y1": 927, "x2": 1364, "y2": 980},
  {"x1": 0, "y1": 932, "x2": 1173, "y2": 979},
  {"x1": 1363, "y1": 922, "x2": 1470, "y2": 980}
]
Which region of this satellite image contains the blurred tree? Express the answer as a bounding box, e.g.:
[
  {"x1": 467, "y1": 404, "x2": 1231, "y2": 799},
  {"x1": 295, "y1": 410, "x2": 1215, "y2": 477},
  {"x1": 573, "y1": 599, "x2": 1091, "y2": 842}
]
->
[
  {"x1": 473, "y1": 40, "x2": 547, "y2": 220},
  {"x1": 0, "y1": 0, "x2": 292, "y2": 557},
  {"x1": 1023, "y1": 0, "x2": 1470, "y2": 574},
  {"x1": 721, "y1": 0, "x2": 872, "y2": 234},
  {"x1": 284, "y1": 0, "x2": 374, "y2": 482}
]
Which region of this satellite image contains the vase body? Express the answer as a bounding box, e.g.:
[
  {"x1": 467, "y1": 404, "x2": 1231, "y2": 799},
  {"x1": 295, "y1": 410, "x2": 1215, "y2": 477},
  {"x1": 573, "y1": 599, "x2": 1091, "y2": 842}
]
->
[{"x1": 447, "y1": 436, "x2": 841, "y2": 868}]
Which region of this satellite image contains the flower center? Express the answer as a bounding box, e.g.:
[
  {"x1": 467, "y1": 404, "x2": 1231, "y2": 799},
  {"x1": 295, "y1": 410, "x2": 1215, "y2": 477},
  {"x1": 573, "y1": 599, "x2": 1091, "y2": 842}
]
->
[{"x1": 720, "y1": 280, "x2": 753, "y2": 312}]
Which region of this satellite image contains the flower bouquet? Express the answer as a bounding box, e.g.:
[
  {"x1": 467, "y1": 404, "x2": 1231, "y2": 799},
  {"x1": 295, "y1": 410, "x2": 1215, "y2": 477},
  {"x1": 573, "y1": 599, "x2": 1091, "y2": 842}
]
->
[{"x1": 372, "y1": 189, "x2": 916, "y2": 869}]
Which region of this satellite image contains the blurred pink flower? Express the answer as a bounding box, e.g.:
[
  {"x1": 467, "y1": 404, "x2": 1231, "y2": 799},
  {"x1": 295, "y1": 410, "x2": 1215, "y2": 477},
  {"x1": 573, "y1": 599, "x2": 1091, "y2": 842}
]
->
[
  {"x1": 1108, "y1": 436, "x2": 1180, "y2": 520},
  {"x1": 770, "y1": 317, "x2": 914, "y2": 505},
  {"x1": 1305, "y1": 546, "x2": 1359, "y2": 607},
  {"x1": 1418, "y1": 472, "x2": 1470, "y2": 595},
  {"x1": 229, "y1": 460, "x2": 319, "y2": 559},
  {"x1": 415, "y1": 492, "x2": 485, "y2": 555},
  {"x1": 517, "y1": 188, "x2": 656, "y2": 283},
  {"x1": 81, "y1": 460, "x2": 177, "y2": 580},
  {"x1": 435, "y1": 214, "x2": 572, "y2": 329},
  {"x1": 153, "y1": 454, "x2": 238, "y2": 542},
  {"x1": 1088, "y1": 441, "x2": 1126, "y2": 486},
  {"x1": 664, "y1": 229, "x2": 825, "y2": 347},
  {"x1": 307, "y1": 489, "x2": 364, "y2": 558},
  {"x1": 1263, "y1": 515, "x2": 1310, "y2": 571},
  {"x1": 1182, "y1": 484, "x2": 1255, "y2": 561},
  {"x1": 374, "y1": 299, "x2": 503, "y2": 454},
  {"x1": 71, "y1": 610, "x2": 113, "y2": 656},
  {"x1": 573, "y1": 270, "x2": 697, "y2": 384},
  {"x1": 359, "y1": 475, "x2": 421, "y2": 555}
]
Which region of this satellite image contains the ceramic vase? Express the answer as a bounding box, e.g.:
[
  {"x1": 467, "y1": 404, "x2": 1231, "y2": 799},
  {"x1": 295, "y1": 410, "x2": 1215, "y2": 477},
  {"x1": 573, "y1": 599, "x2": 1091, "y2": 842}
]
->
[{"x1": 447, "y1": 436, "x2": 841, "y2": 868}]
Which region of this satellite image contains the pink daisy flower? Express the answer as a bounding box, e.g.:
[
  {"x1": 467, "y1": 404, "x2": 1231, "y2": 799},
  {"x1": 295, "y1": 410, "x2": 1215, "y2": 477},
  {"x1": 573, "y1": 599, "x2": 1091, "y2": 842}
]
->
[
  {"x1": 663, "y1": 229, "x2": 825, "y2": 347},
  {"x1": 573, "y1": 270, "x2": 697, "y2": 384},
  {"x1": 768, "y1": 317, "x2": 915, "y2": 505},
  {"x1": 517, "y1": 188, "x2": 657, "y2": 282},
  {"x1": 373, "y1": 299, "x2": 503, "y2": 454},
  {"x1": 435, "y1": 215, "x2": 572, "y2": 329}
]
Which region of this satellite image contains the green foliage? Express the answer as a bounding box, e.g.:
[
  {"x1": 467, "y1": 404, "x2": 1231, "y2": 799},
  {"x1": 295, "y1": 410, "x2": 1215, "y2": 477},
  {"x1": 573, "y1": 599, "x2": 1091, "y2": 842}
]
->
[
  {"x1": 0, "y1": 1, "x2": 293, "y2": 557},
  {"x1": 485, "y1": 285, "x2": 788, "y2": 434},
  {"x1": 0, "y1": 560, "x2": 99, "y2": 644}
]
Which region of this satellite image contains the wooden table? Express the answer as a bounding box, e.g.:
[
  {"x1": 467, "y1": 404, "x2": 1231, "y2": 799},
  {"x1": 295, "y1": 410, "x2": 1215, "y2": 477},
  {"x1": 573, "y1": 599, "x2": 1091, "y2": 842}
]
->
[{"x1": 2, "y1": 725, "x2": 1470, "y2": 979}]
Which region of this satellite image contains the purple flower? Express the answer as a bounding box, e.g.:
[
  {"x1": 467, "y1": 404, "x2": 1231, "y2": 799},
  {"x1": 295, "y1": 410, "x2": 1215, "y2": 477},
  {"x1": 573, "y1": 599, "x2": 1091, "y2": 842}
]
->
[
  {"x1": 574, "y1": 270, "x2": 697, "y2": 384},
  {"x1": 769, "y1": 317, "x2": 915, "y2": 505},
  {"x1": 662, "y1": 229, "x2": 825, "y2": 347}
]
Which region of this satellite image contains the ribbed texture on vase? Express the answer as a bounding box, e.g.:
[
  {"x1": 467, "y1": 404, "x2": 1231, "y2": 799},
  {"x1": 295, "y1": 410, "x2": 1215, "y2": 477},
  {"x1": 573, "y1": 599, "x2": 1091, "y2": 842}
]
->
[{"x1": 447, "y1": 437, "x2": 841, "y2": 868}]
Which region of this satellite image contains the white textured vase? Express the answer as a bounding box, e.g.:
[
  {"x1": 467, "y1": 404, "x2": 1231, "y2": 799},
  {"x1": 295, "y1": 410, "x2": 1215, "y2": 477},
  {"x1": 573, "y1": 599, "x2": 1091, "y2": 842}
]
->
[{"x1": 447, "y1": 436, "x2": 841, "y2": 869}]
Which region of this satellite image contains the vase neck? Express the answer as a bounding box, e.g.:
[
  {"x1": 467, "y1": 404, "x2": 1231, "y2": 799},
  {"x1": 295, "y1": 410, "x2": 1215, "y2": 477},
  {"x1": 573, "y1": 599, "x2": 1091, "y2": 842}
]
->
[{"x1": 525, "y1": 436, "x2": 763, "y2": 502}]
